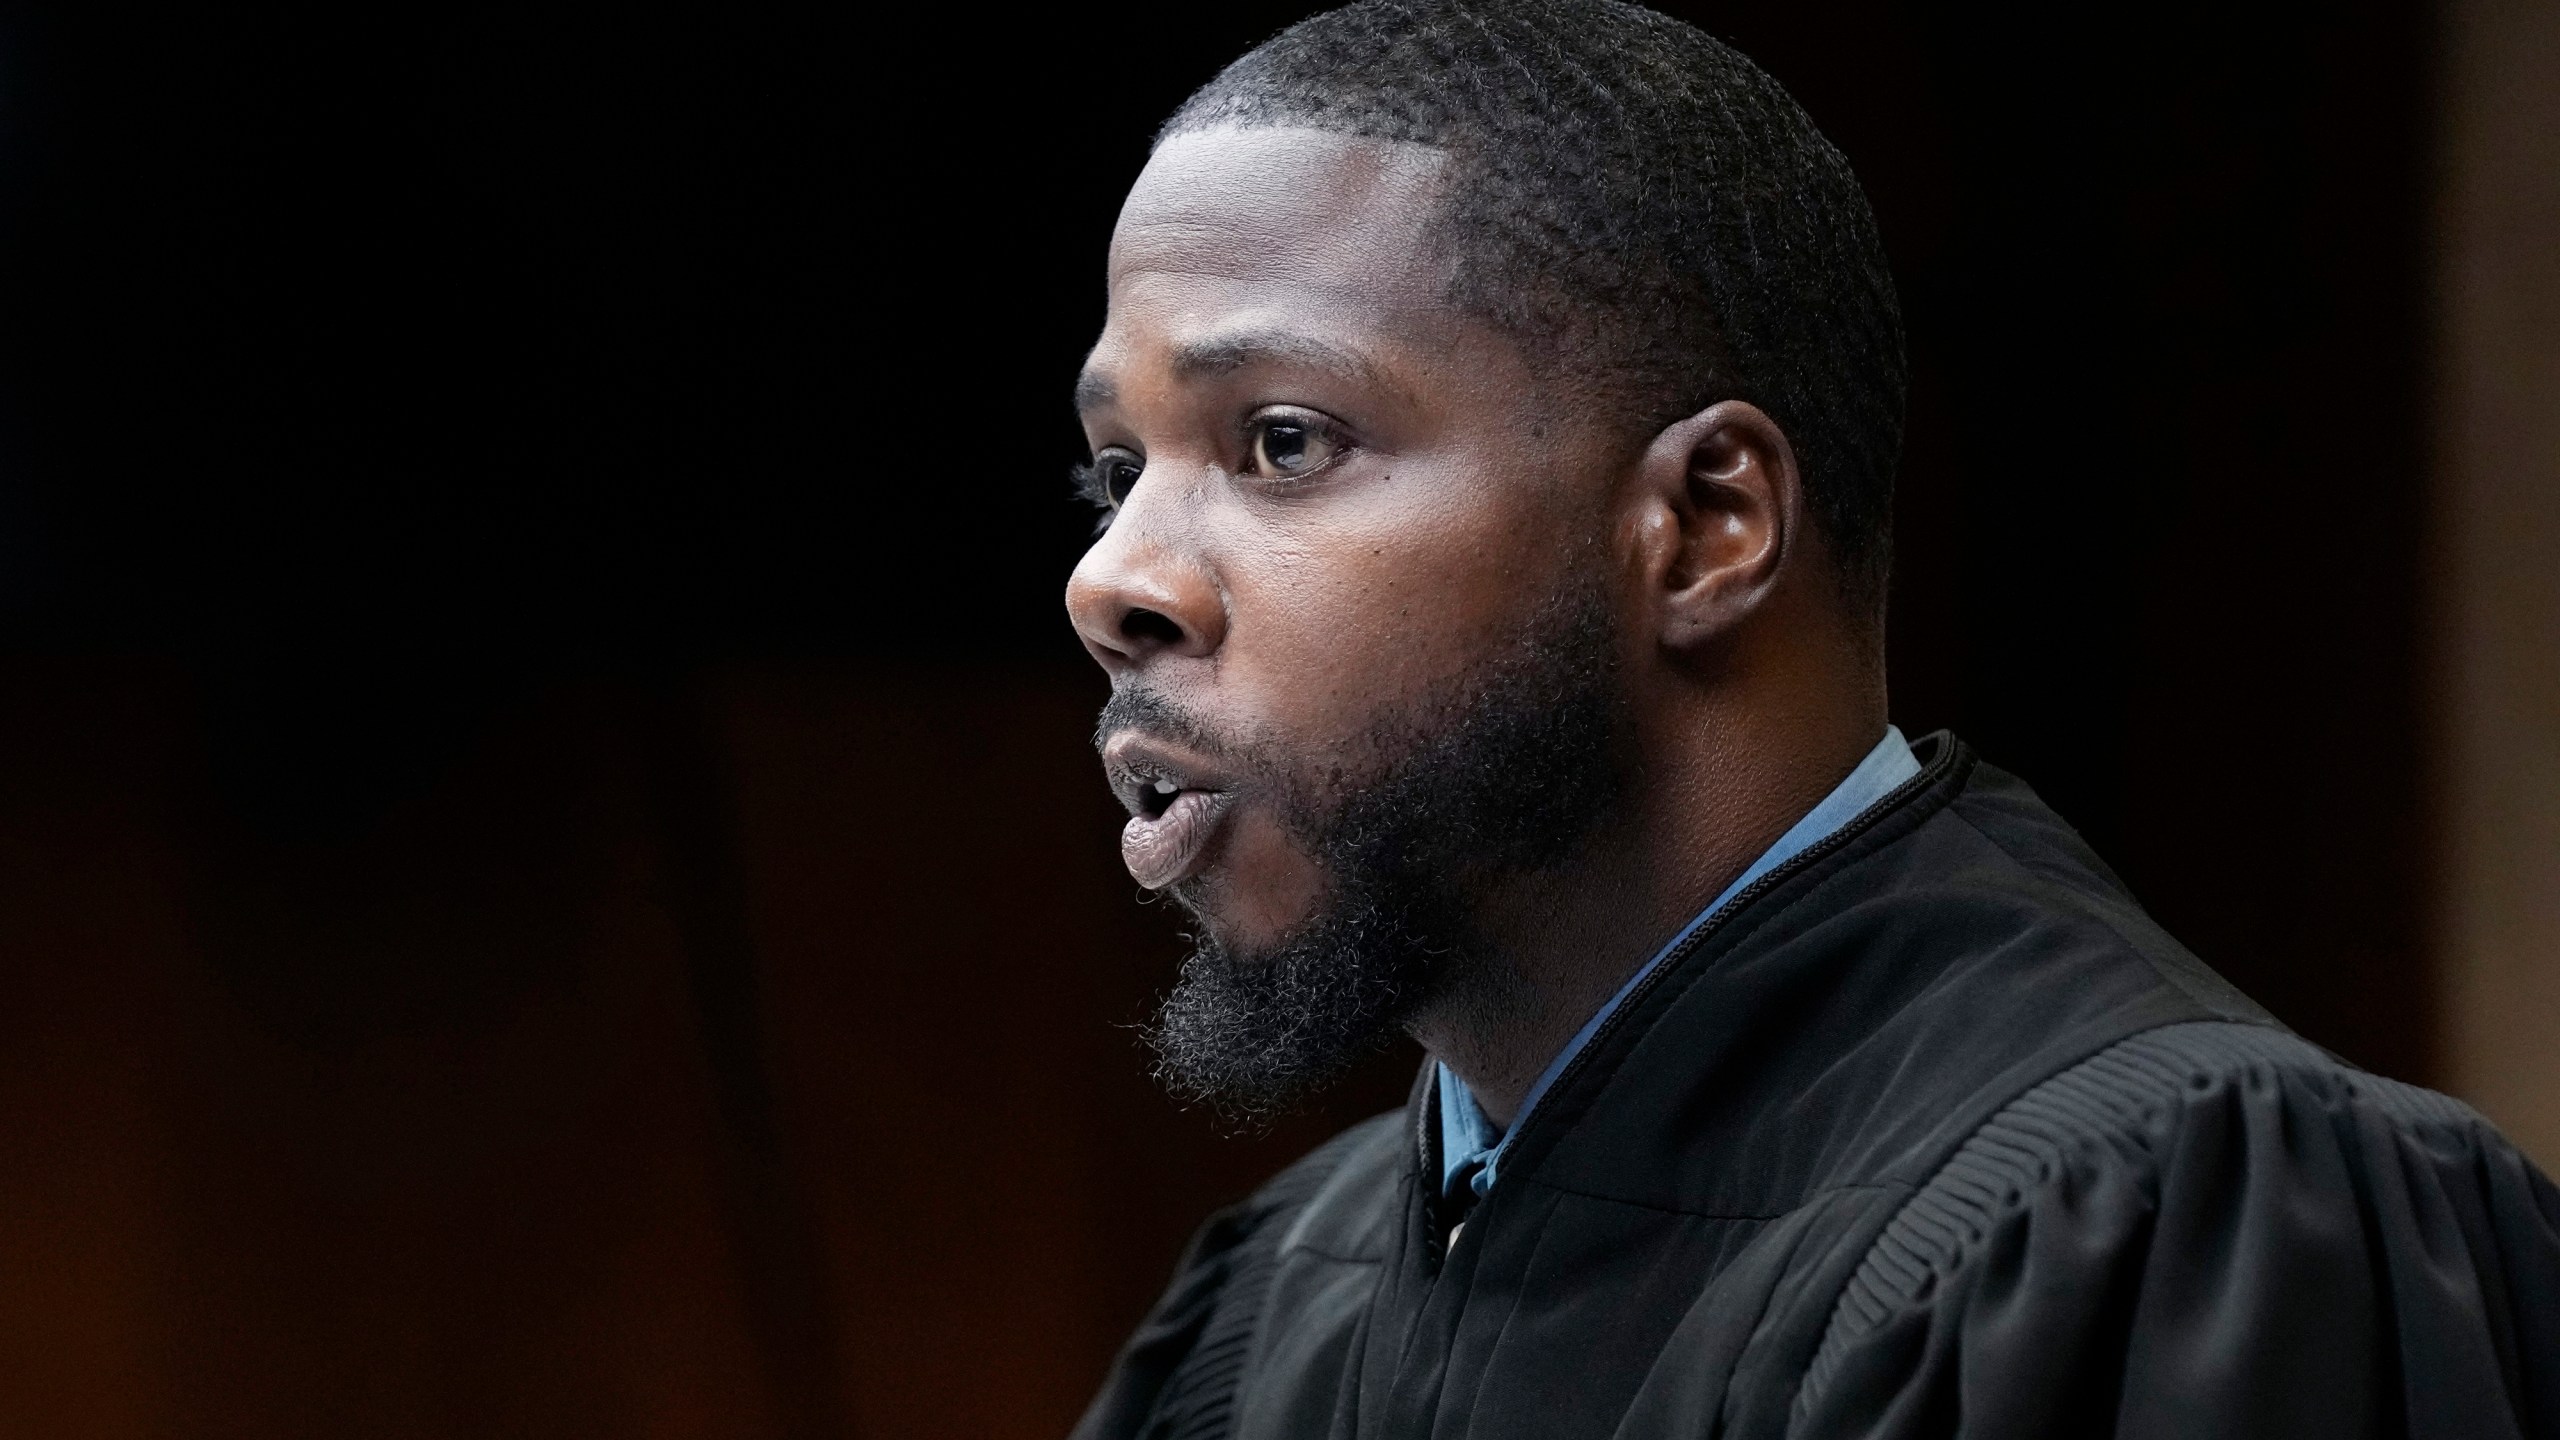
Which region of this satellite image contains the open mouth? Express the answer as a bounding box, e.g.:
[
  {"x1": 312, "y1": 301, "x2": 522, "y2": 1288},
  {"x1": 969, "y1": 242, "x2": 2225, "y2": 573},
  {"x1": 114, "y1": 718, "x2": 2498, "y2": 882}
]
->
[
  {"x1": 1102, "y1": 733, "x2": 1239, "y2": 892},
  {"x1": 1120, "y1": 781, "x2": 1233, "y2": 891}
]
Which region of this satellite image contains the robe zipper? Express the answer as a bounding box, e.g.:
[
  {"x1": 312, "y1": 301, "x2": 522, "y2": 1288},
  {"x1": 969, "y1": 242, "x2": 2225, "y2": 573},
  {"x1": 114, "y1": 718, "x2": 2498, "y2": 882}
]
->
[{"x1": 1488, "y1": 741, "x2": 1964, "y2": 1198}]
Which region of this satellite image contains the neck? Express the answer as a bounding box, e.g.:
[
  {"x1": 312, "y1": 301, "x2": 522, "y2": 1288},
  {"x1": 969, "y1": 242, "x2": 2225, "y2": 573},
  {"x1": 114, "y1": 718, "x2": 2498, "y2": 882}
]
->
[{"x1": 1409, "y1": 640, "x2": 1885, "y2": 1128}]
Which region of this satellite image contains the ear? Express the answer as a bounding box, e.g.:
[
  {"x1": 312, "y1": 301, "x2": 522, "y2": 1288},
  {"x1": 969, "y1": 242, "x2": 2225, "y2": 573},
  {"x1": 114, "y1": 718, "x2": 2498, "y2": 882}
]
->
[{"x1": 1624, "y1": 400, "x2": 1803, "y2": 652}]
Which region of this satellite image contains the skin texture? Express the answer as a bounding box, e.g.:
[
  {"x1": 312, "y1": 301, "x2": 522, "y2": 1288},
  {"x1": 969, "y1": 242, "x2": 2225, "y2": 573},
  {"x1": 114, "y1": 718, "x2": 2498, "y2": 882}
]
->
[{"x1": 1067, "y1": 127, "x2": 1887, "y2": 1125}]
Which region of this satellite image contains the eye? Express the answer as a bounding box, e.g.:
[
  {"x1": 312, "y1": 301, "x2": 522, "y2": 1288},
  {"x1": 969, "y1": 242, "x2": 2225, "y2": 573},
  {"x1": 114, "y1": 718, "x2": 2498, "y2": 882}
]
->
[
  {"x1": 1101, "y1": 454, "x2": 1143, "y2": 504},
  {"x1": 1075, "y1": 449, "x2": 1144, "y2": 511},
  {"x1": 1244, "y1": 410, "x2": 1345, "y2": 481}
]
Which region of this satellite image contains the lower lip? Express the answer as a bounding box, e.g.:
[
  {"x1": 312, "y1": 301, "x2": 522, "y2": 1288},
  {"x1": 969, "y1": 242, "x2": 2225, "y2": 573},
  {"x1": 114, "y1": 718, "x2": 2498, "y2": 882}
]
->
[{"x1": 1121, "y1": 790, "x2": 1233, "y2": 890}]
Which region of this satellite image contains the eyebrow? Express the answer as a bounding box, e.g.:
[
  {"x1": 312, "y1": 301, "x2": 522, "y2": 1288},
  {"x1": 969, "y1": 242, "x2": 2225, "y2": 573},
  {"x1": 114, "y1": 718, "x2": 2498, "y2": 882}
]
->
[{"x1": 1073, "y1": 327, "x2": 1398, "y2": 416}]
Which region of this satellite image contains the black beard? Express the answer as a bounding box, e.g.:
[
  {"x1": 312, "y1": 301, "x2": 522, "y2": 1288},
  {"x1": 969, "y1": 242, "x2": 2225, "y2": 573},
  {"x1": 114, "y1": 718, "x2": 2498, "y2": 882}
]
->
[{"x1": 1110, "y1": 581, "x2": 1628, "y2": 1125}]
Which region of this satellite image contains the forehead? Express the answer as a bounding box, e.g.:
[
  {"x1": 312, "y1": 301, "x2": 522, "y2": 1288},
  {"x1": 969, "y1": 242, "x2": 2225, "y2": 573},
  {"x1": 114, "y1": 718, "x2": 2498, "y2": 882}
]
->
[
  {"x1": 1088, "y1": 128, "x2": 1465, "y2": 392},
  {"x1": 1109, "y1": 127, "x2": 1450, "y2": 295}
]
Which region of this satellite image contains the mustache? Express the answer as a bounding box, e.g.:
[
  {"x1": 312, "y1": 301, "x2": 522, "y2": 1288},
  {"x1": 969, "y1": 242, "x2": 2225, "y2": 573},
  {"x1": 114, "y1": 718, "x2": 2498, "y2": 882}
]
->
[{"x1": 1092, "y1": 686, "x2": 1236, "y2": 762}]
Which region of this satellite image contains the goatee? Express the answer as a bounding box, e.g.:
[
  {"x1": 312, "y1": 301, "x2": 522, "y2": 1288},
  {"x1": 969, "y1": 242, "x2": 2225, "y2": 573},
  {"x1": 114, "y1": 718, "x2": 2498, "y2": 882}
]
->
[{"x1": 1118, "y1": 580, "x2": 1629, "y2": 1125}]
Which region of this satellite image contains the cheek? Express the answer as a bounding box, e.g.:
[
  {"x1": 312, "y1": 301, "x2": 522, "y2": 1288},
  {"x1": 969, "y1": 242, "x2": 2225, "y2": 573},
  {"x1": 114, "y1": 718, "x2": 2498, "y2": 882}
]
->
[{"x1": 1216, "y1": 465, "x2": 1571, "y2": 738}]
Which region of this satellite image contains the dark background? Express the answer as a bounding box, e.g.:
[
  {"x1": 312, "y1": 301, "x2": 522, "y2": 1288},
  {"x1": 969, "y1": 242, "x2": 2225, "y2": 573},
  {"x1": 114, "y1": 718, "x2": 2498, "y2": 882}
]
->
[{"x1": 0, "y1": 1, "x2": 2431, "y2": 1434}]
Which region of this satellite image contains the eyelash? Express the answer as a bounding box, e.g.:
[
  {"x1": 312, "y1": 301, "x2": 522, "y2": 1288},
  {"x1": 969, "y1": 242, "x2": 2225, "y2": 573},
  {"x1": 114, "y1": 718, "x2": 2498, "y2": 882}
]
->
[
  {"x1": 1073, "y1": 409, "x2": 1355, "y2": 524},
  {"x1": 1069, "y1": 458, "x2": 1129, "y2": 533}
]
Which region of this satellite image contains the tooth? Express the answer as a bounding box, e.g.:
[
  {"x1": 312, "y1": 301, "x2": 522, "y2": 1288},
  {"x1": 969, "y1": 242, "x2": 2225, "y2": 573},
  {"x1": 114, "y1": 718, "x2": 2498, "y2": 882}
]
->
[{"x1": 1153, "y1": 780, "x2": 1178, "y2": 795}]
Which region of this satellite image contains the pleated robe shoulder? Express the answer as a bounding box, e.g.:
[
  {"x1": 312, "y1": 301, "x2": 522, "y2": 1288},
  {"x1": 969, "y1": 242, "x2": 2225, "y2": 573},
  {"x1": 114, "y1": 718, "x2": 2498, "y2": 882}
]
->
[{"x1": 1073, "y1": 733, "x2": 2560, "y2": 1440}]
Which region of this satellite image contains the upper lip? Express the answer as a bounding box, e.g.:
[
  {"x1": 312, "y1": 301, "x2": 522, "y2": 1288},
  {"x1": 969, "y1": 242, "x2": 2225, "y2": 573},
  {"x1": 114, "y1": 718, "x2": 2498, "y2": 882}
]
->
[{"x1": 1099, "y1": 731, "x2": 1233, "y2": 820}]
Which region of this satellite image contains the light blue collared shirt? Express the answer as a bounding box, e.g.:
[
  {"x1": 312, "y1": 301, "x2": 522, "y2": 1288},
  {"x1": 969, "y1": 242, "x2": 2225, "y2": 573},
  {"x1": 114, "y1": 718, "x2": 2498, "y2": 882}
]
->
[{"x1": 1437, "y1": 726, "x2": 1922, "y2": 1201}]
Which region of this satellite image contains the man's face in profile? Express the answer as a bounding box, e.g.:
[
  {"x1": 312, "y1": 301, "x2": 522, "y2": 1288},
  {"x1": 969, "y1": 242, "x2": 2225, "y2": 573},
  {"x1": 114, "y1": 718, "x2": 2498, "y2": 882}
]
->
[{"x1": 1067, "y1": 127, "x2": 1634, "y2": 1115}]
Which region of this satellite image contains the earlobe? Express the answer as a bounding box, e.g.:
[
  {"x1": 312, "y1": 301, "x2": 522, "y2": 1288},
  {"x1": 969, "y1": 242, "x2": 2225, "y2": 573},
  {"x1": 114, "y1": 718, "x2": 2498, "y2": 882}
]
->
[{"x1": 1631, "y1": 400, "x2": 1800, "y2": 653}]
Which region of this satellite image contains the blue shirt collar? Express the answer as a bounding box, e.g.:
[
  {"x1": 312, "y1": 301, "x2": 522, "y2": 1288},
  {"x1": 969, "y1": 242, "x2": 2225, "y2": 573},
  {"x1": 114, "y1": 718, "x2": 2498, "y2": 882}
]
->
[{"x1": 1436, "y1": 726, "x2": 1922, "y2": 1201}]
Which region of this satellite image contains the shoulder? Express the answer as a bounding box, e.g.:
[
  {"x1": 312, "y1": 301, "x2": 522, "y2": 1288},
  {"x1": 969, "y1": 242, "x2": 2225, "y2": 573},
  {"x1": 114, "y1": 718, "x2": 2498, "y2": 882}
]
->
[
  {"x1": 1172, "y1": 1106, "x2": 1411, "y2": 1269},
  {"x1": 1814, "y1": 1022, "x2": 2490, "y2": 1354},
  {"x1": 1268, "y1": 1105, "x2": 1413, "y2": 1203},
  {"x1": 1794, "y1": 1020, "x2": 2560, "y2": 1438},
  {"x1": 1164, "y1": 1104, "x2": 1412, "y2": 1318},
  {"x1": 1220, "y1": 1106, "x2": 1411, "y2": 1260},
  {"x1": 1069, "y1": 1108, "x2": 1408, "y2": 1440},
  {"x1": 1727, "y1": 742, "x2": 2282, "y2": 1061},
  {"x1": 1895, "y1": 755, "x2": 2278, "y2": 1025},
  {"x1": 1536, "y1": 740, "x2": 2290, "y2": 1219}
]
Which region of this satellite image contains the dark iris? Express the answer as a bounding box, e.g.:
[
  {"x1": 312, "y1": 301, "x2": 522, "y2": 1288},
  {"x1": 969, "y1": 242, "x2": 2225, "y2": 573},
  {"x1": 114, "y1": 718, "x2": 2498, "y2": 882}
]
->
[
  {"x1": 1259, "y1": 422, "x2": 1310, "y2": 472},
  {"x1": 1104, "y1": 457, "x2": 1142, "y2": 505},
  {"x1": 1245, "y1": 413, "x2": 1339, "y2": 479}
]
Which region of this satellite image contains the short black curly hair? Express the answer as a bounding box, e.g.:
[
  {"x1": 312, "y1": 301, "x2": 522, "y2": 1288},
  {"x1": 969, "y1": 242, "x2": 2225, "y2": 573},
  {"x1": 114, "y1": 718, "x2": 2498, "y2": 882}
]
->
[{"x1": 1164, "y1": 0, "x2": 1905, "y2": 617}]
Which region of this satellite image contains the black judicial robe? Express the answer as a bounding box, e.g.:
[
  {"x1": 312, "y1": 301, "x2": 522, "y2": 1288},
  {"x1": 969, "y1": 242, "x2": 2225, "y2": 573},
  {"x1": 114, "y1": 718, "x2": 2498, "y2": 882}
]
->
[{"x1": 1074, "y1": 733, "x2": 2560, "y2": 1440}]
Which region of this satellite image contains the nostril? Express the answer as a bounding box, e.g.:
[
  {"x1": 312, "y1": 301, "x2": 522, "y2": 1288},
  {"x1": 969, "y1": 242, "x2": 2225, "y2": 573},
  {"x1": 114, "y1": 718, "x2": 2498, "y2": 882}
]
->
[{"x1": 1119, "y1": 606, "x2": 1186, "y2": 649}]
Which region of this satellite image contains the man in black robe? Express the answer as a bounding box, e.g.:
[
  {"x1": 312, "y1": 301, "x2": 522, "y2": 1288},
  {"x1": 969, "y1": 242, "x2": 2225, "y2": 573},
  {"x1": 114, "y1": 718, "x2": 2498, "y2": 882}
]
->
[{"x1": 1059, "y1": 2, "x2": 2560, "y2": 1435}]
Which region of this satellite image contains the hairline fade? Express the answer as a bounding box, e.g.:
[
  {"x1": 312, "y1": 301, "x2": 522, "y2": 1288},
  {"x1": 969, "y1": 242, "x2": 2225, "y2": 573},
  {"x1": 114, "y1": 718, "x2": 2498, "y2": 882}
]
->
[{"x1": 1158, "y1": 0, "x2": 1906, "y2": 620}]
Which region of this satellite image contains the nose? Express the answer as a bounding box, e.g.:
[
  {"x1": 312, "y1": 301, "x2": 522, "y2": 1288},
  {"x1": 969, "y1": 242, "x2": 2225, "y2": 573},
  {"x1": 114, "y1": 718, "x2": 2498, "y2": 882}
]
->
[{"x1": 1064, "y1": 491, "x2": 1226, "y2": 673}]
